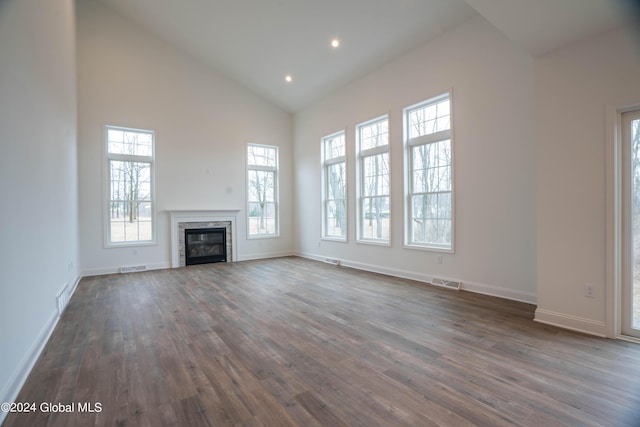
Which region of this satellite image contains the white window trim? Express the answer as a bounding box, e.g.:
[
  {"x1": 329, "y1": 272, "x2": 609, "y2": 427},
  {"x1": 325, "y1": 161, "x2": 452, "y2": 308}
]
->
[
  {"x1": 403, "y1": 91, "x2": 455, "y2": 253},
  {"x1": 356, "y1": 115, "x2": 391, "y2": 246},
  {"x1": 246, "y1": 143, "x2": 280, "y2": 239},
  {"x1": 103, "y1": 124, "x2": 157, "y2": 248},
  {"x1": 605, "y1": 100, "x2": 640, "y2": 340},
  {"x1": 321, "y1": 130, "x2": 348, "y2": 242}
]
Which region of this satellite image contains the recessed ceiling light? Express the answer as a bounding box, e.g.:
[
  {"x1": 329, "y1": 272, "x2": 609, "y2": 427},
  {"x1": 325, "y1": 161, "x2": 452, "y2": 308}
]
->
[
  {"x1": 331, "y1": 38, "x2": 340, "y2": 48},
  {"x1": 285, "y1": 75, "x2": 293, "y2": 83}
]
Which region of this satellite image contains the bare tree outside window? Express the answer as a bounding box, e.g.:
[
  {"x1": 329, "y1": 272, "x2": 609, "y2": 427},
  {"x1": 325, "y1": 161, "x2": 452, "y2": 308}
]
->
[
  {"x1": 106, "y1": 127, "x2": 154, "y2": 244},
  {"x1": 326, "y1": 162, "x2": 346, "y2": 236},
  {"x1": 247, "y1": 144, "x2": 278, "y2": 236},
  {"x1": 358, "y1": 117, "x2": 390, "y2": 241},
  {"x1": 322, "y1": 132, "x2": 346, "y2": 239},
  {"x1": 630, "y1": 118, "x2": 640, "y2": 327},
  {"x1": 405, "y1": 94, "x2": 453, "y2": 250},
  {"x1": 411, "y1": 141, "x2": 451, "y2": 244}
]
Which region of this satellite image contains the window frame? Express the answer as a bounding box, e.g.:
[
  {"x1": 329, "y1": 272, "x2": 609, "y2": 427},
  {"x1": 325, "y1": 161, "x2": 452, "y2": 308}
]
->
[
  {"x1": 403, "y1": 91, "x2": 454, "y2": 253},
  {"x1": 356, "y1": 114, "x2": 391, "y2": 245},
  {"x1": 246, "y1": 143, "x2": 279, "y2": 238},
  {"x1": 321, "y1": 130, "x2": 348, "y2": 242},
  {"x1": 103, "y1": 124, "x2": 156, "y2": 248}
]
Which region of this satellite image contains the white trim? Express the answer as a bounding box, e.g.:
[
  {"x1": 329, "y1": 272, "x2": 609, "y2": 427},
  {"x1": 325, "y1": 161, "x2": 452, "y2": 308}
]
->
[
  {"x1": 402, "y1": 242, "x2": 455, "y2": 254},
  {"x1": 534, "y1": 308, "x2": 607, "y2": 337},
  {"x1": 0, "y1": 271, "x2": 82, "y2": 426},
  {"x1": 246, "y1": 143, "x2": 280, "y2": 238},
  {"x1": 103, "y1": 124, "x2": 157, "y2": 248},
  {"x1": 356, "y1": 114, "x2": 391, "y2": 244},
  {"x1": 294, "y1": 251, "x2": 536, "y2": 305},
  {"x1": 605, "y1": 101, "x2": 640, "y2": 339},
  {"x1": 616, "y1": 334, "x2": 640, "y2": 344},
  {"x1": 324, "y1": 156, "x2": 345, "y2": 166},
  {"x1": 0, "y1": 309, "x2": 60, "y2": 425},
  {"x1": 321, "y1": 236, "x2": 348, "y2": 243},
  {"x1": 618, "y1": 106, "x2": 640, "y2": 338},
  {"x1": 168, "y1": 210, "x2": 240, "y2": 268},
  {"x1": 321, "y1": 129, "x2": 348, "y2": 240},
  {"x1": 355, "y1": 239, "x2": 392, "y2": 248},
  {"x1": 605, "y1": 104, "x2": 621, "y2": 339},
  {"x1": 407, "y1": 129, "x2": 451, "y2": 147},
  {"x1": 461, "y1": 279, "x2": 536, "y2": 304},
  {"x1": 69, "y1": 275, "x2": 81, "y2": 299},
  {"x1": 81, "y1": 261, "x2": 170, "y2": 277},
  {"x1": 237, "y1": 250, "x2": 295, "y2": 262},
  {"x1": 403, "y1": 89, "x2": 455, "y2": 252}
]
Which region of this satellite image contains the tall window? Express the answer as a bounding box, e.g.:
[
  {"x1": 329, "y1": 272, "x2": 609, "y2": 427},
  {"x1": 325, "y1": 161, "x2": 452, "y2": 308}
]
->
[
  {"x1": 404, "y1": 93, "x2": 453, "y2": 251},
  {"x1": 622, "y1": 108, "x2": 640, "y2": 338},
  {"x1": 357, "y1": 116, "x2": 390, "y2": 243},
  {"x1": 322, "y1": 131, "x2": 347, "y2": 240},
  {"x1": 247, "y1": 144, "x2": 278, "y2": 237},
  {"x1": 106, "y1": 126, "x2": 155, "y2": 245}
]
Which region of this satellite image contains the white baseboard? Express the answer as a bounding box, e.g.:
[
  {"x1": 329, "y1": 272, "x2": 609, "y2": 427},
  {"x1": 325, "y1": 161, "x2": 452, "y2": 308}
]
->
[
  {"x1": 237, "y1": 250, "x2": 295, "y2": 262},
  {"x1": 81, "y1": 261, "x2": 170, "y2": 277},
  {"x1": 534, "y1": 308, "x2": 607, "y2": 337},
  {"x1": 0, "y1": 271, "x2": 83, "y2": 426},
  {"x1": 295, "y1": 251, "x2": 537, "y2": 305},
  {"x1": 462, "y1": 279, "x2": 536, "y2": 304},
  {"x1": 69, "y1": 275, "x2": 81, "y2": 298},
  {"x1": 0, "y1": 309, "x2": 60, "y2": 426}
]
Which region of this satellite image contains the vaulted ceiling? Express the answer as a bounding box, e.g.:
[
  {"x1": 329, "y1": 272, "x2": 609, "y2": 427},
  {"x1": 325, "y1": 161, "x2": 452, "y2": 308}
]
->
[{"x1": 95, "y1": 0, "x2": 637, "y2": 113}]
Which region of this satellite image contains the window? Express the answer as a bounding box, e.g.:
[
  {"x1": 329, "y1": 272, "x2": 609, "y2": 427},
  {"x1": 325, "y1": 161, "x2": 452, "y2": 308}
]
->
[
  {"x1": 621, "y1": 108, "x2": 640, "y2": 338},
  {"x1": 357, "y1": 116, "x2": 390, "y2": 243},
  {"x1": 105, "y1": 126, "x2": 155, "y2": 245},
  {"x1": 247, "y1": 144, "x2": 278, "y2": 237},
  {"x1": 404, "y1": 92, "x2": 453, "y2": 251},
  {"x1": 322, "y1": 131, "x2": 347, "y2": 240}
]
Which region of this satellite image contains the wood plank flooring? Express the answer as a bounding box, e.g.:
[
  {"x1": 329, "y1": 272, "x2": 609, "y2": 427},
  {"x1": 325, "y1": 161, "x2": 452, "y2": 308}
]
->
[{"x1": 4, "y1": 256, "x2": 640, "y2": 426}]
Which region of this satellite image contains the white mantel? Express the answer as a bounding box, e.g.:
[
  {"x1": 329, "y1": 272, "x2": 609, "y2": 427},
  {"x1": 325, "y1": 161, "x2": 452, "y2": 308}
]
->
[{"x1": 168, "y1": 209, "x2": 240, "y2": 268}]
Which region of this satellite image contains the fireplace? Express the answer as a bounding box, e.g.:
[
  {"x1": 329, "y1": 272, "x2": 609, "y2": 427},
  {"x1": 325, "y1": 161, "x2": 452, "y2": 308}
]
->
[
  {"x1": 185, "y1": 227, "x2": 227, "y2": 265},
  {"x1": 168, "y1": 210, "x2": 239, "y2": 268}
]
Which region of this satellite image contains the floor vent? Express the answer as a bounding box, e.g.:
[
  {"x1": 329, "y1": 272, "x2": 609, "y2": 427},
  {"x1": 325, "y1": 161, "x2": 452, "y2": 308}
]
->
[
  {"x1": 120, "y1": 265, "x2": 147, "y2": 274},
  {"x1": 431, "y1": 277, "x2": 461, "y2": 290},
  {"x1": 323, "y1": 258, "x2": 340, "y2": 266},
  {"x1": 56, "y1": 285, "x2": 70, "y2": 316}
]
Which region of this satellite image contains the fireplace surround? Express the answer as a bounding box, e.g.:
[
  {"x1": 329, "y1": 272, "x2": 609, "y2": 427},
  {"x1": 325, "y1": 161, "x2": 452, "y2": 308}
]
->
[{"x1": 169, "y1": 210, "x2": 240, "y2": 268}]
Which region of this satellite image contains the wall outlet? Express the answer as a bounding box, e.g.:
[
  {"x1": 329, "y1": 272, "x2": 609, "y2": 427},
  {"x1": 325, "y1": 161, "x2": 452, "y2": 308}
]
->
[
  {"x1": 584, "y1": 283, "x2": 595, "y2": 298},
  {"x1": 436, "y1": 255, "x2": 443, "y2": 264}
]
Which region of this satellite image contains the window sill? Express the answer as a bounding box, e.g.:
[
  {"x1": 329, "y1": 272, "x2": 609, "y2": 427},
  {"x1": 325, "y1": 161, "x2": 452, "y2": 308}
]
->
[
  {"x1": 403, "y1": 243, "x2": 453, "y2": 254},
  {"x1": 356, "y1": 239, "x2": 391, "y2": 247},
  {"x1": 105, "y1": 240, "x2": 157, "y2": 249},
  {"x1": 248, "y1": 234, "x2": 280, "y2": 240},
  {"x1": 321, "y1": 237, "x2": 347, "y2": 243}
]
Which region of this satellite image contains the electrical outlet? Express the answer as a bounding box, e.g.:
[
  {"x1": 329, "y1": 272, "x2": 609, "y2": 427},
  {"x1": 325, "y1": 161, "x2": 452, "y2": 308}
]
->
[
  {"x1": 436, "y1": 255, "x2": 443, "y2": 264},
  {"x1": 584, "y1": 283, "x2": 595, "y2": 298}
]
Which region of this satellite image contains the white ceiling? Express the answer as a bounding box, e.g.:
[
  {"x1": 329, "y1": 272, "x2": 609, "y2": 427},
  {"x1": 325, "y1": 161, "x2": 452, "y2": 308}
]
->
[
  {"x1": 465, "y1": 0, "x2": 637, "y2": 56},
  {"x1": 95, "y1": 0, "x2": 637, "y2": 113}
]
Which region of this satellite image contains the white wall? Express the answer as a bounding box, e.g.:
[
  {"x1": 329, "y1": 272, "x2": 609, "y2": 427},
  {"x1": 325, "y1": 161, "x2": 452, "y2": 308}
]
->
[
  {"x1": 0, "y1": 0, "x2": 79, "y2": 419},
  {"x1": 77, "y1": 0, "x2": 293, "y2": 275},
  {"x1": 293, "y1": 16, "x2": 537, "y2": 303},
  {"x1": 535, "y1": 23, "x2": 640, "y2": 336}
]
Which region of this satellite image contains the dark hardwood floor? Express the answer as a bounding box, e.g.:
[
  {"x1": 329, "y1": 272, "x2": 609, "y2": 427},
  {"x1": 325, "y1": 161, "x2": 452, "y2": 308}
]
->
[{"x1": 4, "y1": 256, "x2": 640, "y2": 426}]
